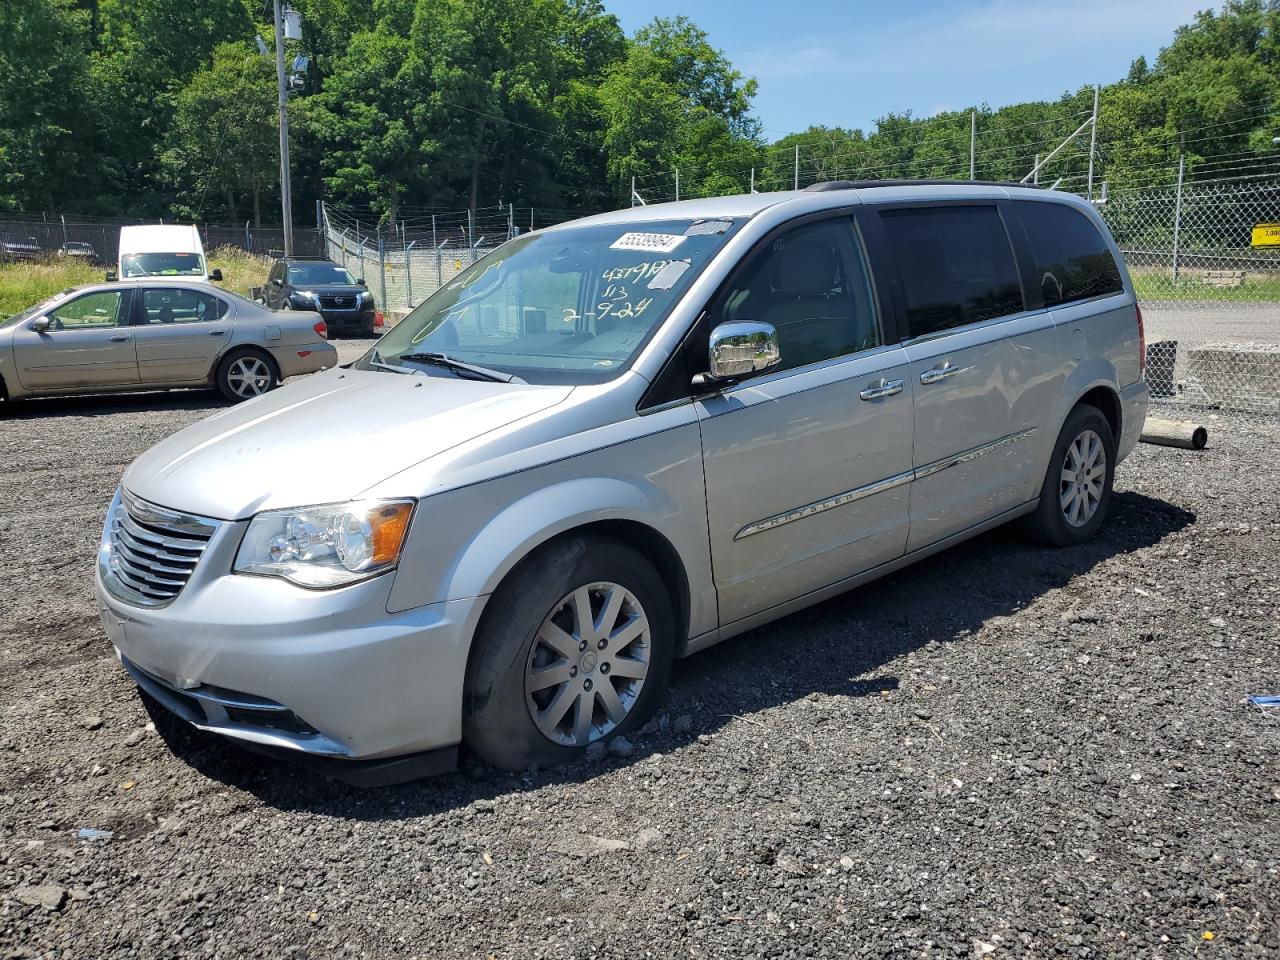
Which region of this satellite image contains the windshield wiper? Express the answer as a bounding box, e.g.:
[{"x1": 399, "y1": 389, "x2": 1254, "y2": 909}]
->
[{"x1": 396, "y1": 351, "x2": 520, "y2": 383}]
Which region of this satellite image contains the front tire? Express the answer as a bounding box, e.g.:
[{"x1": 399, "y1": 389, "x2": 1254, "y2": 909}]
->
[
  {"x1": 463, "y1": 536, "x2": 675, "y2": 771},
  {"x1": 216, "y1": 349, "x2": 279, "y2": 403},
  {"x1": 1023, "y1": 403, "x2": 1115, "y2": 546}
]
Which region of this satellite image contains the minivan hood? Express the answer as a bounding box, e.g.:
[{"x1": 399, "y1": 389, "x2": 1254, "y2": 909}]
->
[{"x1": 123, "y1": 369, "x2": 573, "y2": 520}]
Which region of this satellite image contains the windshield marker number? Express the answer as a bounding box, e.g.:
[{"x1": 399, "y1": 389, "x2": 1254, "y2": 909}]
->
[{"x1": 609, "y1": 232, "x2": 686, "y2": 254}]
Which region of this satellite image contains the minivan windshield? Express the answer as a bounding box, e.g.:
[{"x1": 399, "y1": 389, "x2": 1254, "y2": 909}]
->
[
  {"x1": 288, "y1": 262, "x2": 356, "y2": 285},
  {"x1": 121, "y1": 252, "x2": 206, "y2": 278},
  {"x1": 359, "y1": 218, "x2": 739, "y2": 385}
]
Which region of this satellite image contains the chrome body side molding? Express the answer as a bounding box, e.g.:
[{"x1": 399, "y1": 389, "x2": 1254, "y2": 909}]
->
[{"x1": 733, "y1": 427, "x2": 1038, "y2": 540}]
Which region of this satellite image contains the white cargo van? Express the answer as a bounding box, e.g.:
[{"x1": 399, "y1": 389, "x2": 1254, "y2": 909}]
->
[{"x1": 111, "y1": 224, "x2": 222, "y2": 283}]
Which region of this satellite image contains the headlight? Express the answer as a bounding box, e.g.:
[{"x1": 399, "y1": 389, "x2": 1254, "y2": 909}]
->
[
  {"x1": 234, "y1": 500, "x2": 414, "y2": 588},
  {"x1": 359, "y1": 290, "x2": 374, "y2": 305},
  {"x1": 291, "y1": 290, "x2": 317, "y2": 305}
]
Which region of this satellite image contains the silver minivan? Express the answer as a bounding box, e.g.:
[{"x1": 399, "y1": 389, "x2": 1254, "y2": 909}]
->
[{"x1": 96, "y1": 181, "x2": 1148, "y2": 783}]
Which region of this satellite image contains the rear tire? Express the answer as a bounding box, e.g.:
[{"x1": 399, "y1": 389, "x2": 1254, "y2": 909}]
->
[
  {"x1": 1023, "y1": 403, "x2": 1115, "y2": 547},
  {"x1": 216, "y1": 349, "x2": 279, "y2": 403},
  {"x1": 463, "y1": 536, "x2": 674, "y2": 771}
]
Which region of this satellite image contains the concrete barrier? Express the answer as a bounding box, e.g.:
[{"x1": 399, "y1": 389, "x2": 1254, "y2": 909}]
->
[{"x1": 1185, "y1": 342, "x2": 1280, "y2": 413}]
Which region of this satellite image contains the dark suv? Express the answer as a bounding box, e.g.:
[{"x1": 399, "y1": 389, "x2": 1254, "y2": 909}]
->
[{"x1": 260, "y1": 258, "x2": 377, "y2": 336}]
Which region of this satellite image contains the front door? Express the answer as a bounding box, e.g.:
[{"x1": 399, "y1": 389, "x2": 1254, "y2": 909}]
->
[
  {"x1": 696, "y1": 215, "x2": 915, "y2": 626},
  {"x1": 13, "y1": 289, "x2": 138, "y2": 391},
  {"x1": 876, "y1": 202, "x2": 1061, "y2": 551},
  {"x1": 130, "y1": 286, "x2": 232, "y2": 383}
]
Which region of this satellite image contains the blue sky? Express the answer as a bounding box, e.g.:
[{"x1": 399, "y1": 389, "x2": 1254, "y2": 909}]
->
[{"x1": 614, "y1": 0, "x2": 1209, "y2": 138}]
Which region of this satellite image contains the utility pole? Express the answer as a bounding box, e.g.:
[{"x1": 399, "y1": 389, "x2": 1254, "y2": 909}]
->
[
  {"x1": 675, "y1": 167, "x2": 680, "y2": 202},
  {"x1": 794, "y1": 146, "x2": 799, "y2": 190},
  {"x1": 969, "y1": 110, "x2": 976, "y2": 180},
  {"x1": 273, "y1": 0, "x2": 294, "y2": 257},
  {"x1": 1087, "y1": 84, "x2": 1099, "y2": 201}
]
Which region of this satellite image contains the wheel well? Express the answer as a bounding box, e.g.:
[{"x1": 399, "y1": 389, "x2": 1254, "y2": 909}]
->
[
  {"x1": 0, "y1": 371, "x2": 7, "y2": 401},
  {"x1": 215, "y1": 345, "x2": 279, "y2": 383},
  {"x1": 531, "y1": 520, "x2": 691, "y2": 640},
  {"x1": 1076, "y1": 386, "x2": 1121, "y2": 441}
]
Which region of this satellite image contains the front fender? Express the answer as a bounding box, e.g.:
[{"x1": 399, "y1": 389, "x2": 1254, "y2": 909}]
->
[
  {"x1": 449, "y1": 477, "x2": 681, "y2": 603},
  {"x1": 385, "y1": 421, "x2": 715, "y2": 635}
]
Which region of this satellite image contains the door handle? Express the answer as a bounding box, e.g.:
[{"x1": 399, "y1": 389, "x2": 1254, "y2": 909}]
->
[
  {"x1": 859, "y1": 378, "x2": 904, "y2": 401},
  {"x1": 208, "y1": 330, "x2": 227, "y2": 336},
  {"x1": 108, "y1": 334, "x2": 131, "y2": 342},
  {"x1": 920, "y1": 361, "x2": 963, "y2": 385}
]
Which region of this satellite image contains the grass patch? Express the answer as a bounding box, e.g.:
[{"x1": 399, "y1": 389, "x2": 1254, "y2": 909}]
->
[
  {"x1": 0, "y1": 259, "x2": 101, "y2": 318},
  {"x1": 1131, "y1": 267, "x2": 1280, "y2": 302},
  {"x1": 0, "y1": 248, "x2": 273, "y2": 319}
]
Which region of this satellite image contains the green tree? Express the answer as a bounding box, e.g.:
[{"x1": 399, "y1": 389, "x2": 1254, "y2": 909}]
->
[
  {"x1": 0, "y1": 0, "x2": 95, "y2": 212},
  {"x1": 161, "y1": 42, "x2": 278, "y2": 225},
  {"x1": 304, "y1": 27, "x2": 417, "y2": 221},
  {"x1": 598, "y1": 16, "x2": 760, "y2": 202}
]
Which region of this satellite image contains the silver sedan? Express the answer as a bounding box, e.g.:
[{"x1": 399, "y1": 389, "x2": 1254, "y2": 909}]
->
[{"x1": 0, "y1": 280, "x2": 337, "y2": 406}]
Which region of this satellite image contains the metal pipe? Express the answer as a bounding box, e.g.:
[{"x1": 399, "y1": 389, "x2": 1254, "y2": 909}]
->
[
  {"x1": 272, "y1": 0, "x2": 294, "y2": 257},
  {"x1": 1087, "y1": 85, "x2": 1099, "y2": 201},
  {"x1": 1172, "y1": 152, "x2": 1185, "y2": 283},
  {"x1": 1020, "y1": 115, "x2": 1095, "y2": 184},
  {"x1": 1140, "y1": 418, "x2": 1207, "y2": 450},
  {"x1": 970, "y1": 109, "x2": 976, "y2": 180}
]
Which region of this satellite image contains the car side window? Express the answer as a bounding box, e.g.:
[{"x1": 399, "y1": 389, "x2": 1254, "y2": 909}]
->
[
  {"x1": 879, "y1": 205, "x2": 1024, "y2": 338},
  {"x1": 1017, "y1": 201, "x2": 1124, "y2": 307},
  {"x1": 140, "y1": 288, "x2": 228, "y2": 324},
  {"x1": 48, "y1": 291, "x2": 125, "y2": 329},
  {"x1": 713, "y1": 217, "x2": 880, "y2": 373}
]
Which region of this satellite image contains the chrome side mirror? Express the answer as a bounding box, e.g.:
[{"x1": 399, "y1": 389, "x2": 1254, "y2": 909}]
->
[
  {"x1": 696, "y1": 321, "x2": 781, "y2": 388},
  {"x1": 29, "y1": 316, "x2": 50, "y2": 333}
]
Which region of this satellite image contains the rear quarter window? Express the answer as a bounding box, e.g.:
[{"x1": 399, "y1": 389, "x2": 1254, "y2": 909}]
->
[{"x1": 1018, "y1": 201, "x2": 1124, "y2": 307}]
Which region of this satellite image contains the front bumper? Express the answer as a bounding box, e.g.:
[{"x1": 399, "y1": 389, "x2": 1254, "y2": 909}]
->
[{"x1": 95, "y1": 490, "x2": 485, "y2": 763}]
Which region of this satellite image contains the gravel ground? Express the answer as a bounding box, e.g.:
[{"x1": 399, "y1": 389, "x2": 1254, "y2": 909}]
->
[{"x1": 1, "y1": 368, "x2": 1278, "y2": 959}]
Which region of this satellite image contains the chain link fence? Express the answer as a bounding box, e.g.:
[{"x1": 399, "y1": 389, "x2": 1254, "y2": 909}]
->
[
  {"x1": 0, "y1": 216, "x2": 323, "y2": 267},
  {"x1": 1100, "y1": 179, "x2": 1280, "y2": 420}
]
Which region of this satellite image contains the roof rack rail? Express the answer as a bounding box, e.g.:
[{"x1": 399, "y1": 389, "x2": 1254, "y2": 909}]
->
[{"x1": 803, "y1": 179, "x2": 1043, "y2": 192}]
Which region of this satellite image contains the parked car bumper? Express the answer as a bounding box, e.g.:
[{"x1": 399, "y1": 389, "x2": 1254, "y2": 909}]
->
[
  {"x1": 95, "y1": 489, "x2": 485, "y2": 765},
  {"x1": 318, "y1": 308, "x2": 377, "y2": 333},
  {"x1": 266, "y1": 340, "x2": 339, "y2": 379}
]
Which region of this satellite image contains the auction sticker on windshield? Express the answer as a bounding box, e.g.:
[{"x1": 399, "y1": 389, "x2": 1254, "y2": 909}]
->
[{"x1": 609, "y1": 232, "x2": 687, "y2": 253}]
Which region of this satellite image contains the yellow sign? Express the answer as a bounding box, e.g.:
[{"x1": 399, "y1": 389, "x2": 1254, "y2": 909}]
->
[{"x1": 1251, "y1": 222, "x2": 1280, "y2": 247}]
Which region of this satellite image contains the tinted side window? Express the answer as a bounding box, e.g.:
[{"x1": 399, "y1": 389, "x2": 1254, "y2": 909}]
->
[
  {"x1": 880, "y1": 205, "x2": 1024, "y2": 338},
  {"x1": 714, "y1": 218, "x2": 880, "y2": 372},
  {"x1": 1019, "y1": 201, "x2": 1124, "y2": 307}
]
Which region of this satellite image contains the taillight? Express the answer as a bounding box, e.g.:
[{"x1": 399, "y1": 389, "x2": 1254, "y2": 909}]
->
[
  {"x1": 1135, "y1": 303, "x2": 1146, "y2": 377},
  {"x1": 313, "y1": 319, "x2": 328, "y2": 339}
]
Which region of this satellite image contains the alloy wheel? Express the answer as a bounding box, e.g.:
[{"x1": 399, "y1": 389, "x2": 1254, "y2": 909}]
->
[
  {"x1": 226, "y1": 357, "x2": 272, "y2": 399},
  {"x1": 1060, "y1": 428, "x2": 1106, "y2": 527},
  {"x1": 524, "y1": 581, "x2": 651, "y2": 746}
]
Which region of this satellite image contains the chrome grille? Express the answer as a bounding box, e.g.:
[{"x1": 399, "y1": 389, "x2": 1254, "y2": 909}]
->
[{"x1": 105, "y1": 493, "x2": 220, "y2": 607}]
